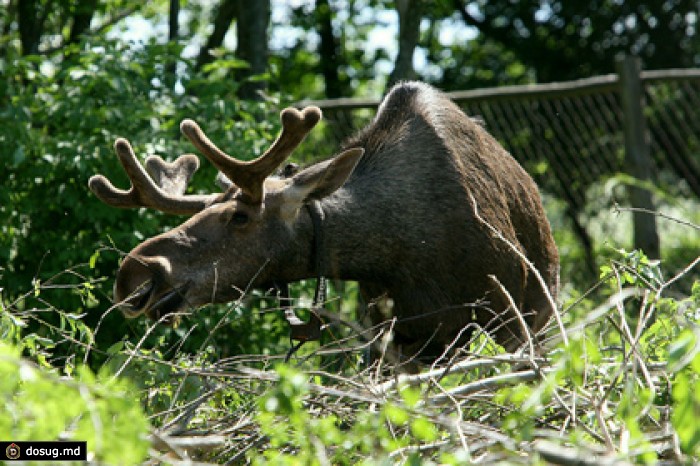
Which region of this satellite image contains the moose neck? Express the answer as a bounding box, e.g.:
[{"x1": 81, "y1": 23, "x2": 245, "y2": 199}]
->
[
  {"x1": 275, "y1": 188, "x2": 388, "y2": 286},
  {"x1": 312, "y1": 188, "x2": 390, "y2": 284}
]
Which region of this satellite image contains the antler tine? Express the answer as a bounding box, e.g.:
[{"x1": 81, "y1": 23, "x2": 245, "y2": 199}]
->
[
  {"x1": 180, "y1": 106, "x2": 322, "y2": 204},
  {"x1": 88, "y1": 138, "x2": 214, "y2": 215},
  {"x1": 145, "y1": 153, "x2": 200, "y2": 196}
]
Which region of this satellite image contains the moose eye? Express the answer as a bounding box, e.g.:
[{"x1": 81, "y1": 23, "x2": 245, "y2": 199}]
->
[
  {"x1": 283, "y1": 163, "x2": 299, "y2": 178},
  {"x1": 229, "y1": 211, "x2": 249, "y2": 226}
]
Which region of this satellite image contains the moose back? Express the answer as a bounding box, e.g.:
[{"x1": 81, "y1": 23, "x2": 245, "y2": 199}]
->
[{"x1": 90, "y1": 81, "x2": 559, "y2": 362}]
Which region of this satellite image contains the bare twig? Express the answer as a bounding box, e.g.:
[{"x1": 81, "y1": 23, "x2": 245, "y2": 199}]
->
[
  {"x1": 469, "y1": 193, "x2": 567, "y2": 346},
  {"x1": 615, "y1": 205, "x2": 700, "y2": 231},
  {"x1": 534, "y1": 440, "x2": 634, "y2": 466},
  {"x1": 489, "y1": 274, "x2": 537, "y2": 360}
]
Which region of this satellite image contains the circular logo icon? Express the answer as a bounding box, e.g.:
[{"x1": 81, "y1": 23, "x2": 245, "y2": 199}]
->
[{"x1": 6, "y1": 443, "x2": 20, "y2": 460}]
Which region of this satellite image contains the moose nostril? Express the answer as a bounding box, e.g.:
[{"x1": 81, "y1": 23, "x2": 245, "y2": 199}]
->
[
  {"x1": 126, "y1": 280, "x2": 154, "y2": 309},
  {"x1": 114, "y1": 254, "x2": 169, "y2": 311},
  {"x1": 115, "y1": 279, "x2": 154, "y2": 317}
]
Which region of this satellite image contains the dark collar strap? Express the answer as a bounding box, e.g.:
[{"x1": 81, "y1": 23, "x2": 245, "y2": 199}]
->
[
  {"x1": 280, "y1": 200, "x2": 327, "y2": 361},
  {"x1": 305, "y1": 200, "x2": 327, "y2": 304}
]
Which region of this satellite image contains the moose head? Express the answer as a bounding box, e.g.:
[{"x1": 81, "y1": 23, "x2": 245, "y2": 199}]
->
[
  {"x1": 92, "y1": 82, "x2": 560, "y2": 362},
  {"x1": 90, "y1": 106, "x2": 363, "y2": 325}
]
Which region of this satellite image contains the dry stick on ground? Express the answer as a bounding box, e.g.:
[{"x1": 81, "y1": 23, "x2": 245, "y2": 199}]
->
[
  {"x1": 157, "y1": 359, "x2": 524, "y2": 457},
  {"x1": 372, "y1": 317, "x2": 398, "y2": 381},
  {"x1": 592, "y1": 392, "x2": 617, "y2": 452},
  {"x1": 430, "y1": 368, "x2": 554, "y2": 403},
  {"x1": 372, "y1": 354, "x2": 544, "y2": 393},
  {"x1": 387, "y1": 440, "x2": 453, "y2": 460},
  {"x1": 151, "y1": 432, "x2": 227, "y2": 458},
  {"x1": 544, "y1": 288, "x2": 640, "y2": 347},
  {"x1": 534, "y1": 439, "x2": 635, "y2": 466},
  {"x1": 429, "y1": 377, "x2": 472, "y2": 460},
  {"x1": 158, "y1": 388, "x2": 219, "y2": 433},
  {"x1": 201, "y1": 362, "x2": 519, "y2": 457},
  {"x1": 293, "y1": 308, "x2": 397, "y2": 376},
  {"x1": 112, "y1": 313, "x2": 176, "y2": 379},
  {"x1": 430, "y1": 322, "x2": 480, "y2": 371}
]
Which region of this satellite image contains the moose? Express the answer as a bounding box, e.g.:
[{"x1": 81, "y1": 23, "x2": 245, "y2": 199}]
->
[{"x1": 89, "y1": 81, "x2": 559, "y2": 363}]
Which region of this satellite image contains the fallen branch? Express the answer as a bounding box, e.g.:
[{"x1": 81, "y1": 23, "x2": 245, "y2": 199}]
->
[
  {"x1": 150, "y1": 431, "x2": 227, "y2": 457},
  {"x1": 372, "y1": 354, "x2": 545, "y2": 393},
  {"x1": 430, "y1": 368, "x2": 555, "y2": 403},
  {"x1": 534, "y1": 440, "x2": 634, "y2": 466}
]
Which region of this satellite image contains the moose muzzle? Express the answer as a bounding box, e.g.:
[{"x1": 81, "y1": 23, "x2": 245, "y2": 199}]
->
[{"x1": 114, "y1": 254, "x2": 190, "y2": 325}]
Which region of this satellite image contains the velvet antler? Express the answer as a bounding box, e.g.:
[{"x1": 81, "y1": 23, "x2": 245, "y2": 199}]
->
[
  {"x1": 180, "y1": 106, "x2": 322, "y2": 204},
  {"x1": 88, "y1": 139, "x2": 216, "y2": 215}
]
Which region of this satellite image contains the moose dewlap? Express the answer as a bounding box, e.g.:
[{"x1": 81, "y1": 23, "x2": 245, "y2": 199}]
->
[{"x1": 90, "y1": 81, "x2": 559, "y2": 362}]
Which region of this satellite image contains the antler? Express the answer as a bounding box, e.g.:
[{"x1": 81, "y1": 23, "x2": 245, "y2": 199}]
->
[
  {"x1": 180, "y1": 106, "x2": 322, "y2": 204},
  {"x1": 88, "y1": 138, "x2": 216, "y2": 215}
]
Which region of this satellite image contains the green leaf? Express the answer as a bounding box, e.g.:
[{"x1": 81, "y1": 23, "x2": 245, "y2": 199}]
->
[
  {"x1": 672, "y1": 371, "x2": 700, "y2": 456},
  {"x1": 668, "y1": 330, "x2": 698, "y2": 372},
  {"x1": 89, "y1": 250, "x2": 100, "y2": 269},
  {"x1": 106, "y1": 341, "x2": 124, "y2": 355},
  {"x1": 410, "y1": 417, "x2": 439, "y2": 442},
  {"x1": 384, "y1": 403, "x2": 409, "y2": 425}
]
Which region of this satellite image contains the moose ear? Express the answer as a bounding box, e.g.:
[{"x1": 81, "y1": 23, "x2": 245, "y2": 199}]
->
[{"x1": 285, "y1": 148, "x2": 364, "y2": 202}]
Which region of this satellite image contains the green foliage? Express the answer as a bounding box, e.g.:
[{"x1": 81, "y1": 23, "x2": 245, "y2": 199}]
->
[
  {"x1": 599, "y1": 247, "x2": 664, "y2": 291},
  {"x1": 436, "y1": 0, "x2": 700, "y2": 84},
  {"x1": 1, "y1": 294, "x2": 150, "y2": 464},
  {"x1": 254, "y1": 365, "x2": 447, "y2": 465},
  {"x1": 668, "y1": 285, "x2": 700, "y2": 459},
  {"x1": 0, "y1": 339, "x2": 150, "y2": 464},
  {"x1": 2, "y1": 36, "x2": 278, "y2": 296},
  {"x1": 487, "y1": 248, "x2": 700, "y2": 464},
  {"x1": 1, "y1": 35, "x2": 293, "y2": 366}
]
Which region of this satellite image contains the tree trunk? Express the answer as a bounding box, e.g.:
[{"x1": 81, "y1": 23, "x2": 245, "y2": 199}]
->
[
  {"x1": 68, "y1": 0, "x2": 97, "y2": 44},
  {"x1": 195, "y1": 0, "x2": 238, "y2": 72},
  {"x1": 18, "y1": 0, "x2": 43, "y2": 55},
  {"x1": 316, "y1": 0, "x2": 345, "y2": 98},
  {"x1": 165, "y1": 0, "x2": 180, "y2": 88},
  {"x1": 387, "y1": 0, "x2": 423, "y2": 88},
  {"x1": 236, "y1": 0, "x2": 270, "y2": 99},
  {"x1": 169, "y1": 0, "x2": 180, "y2": 42}
]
